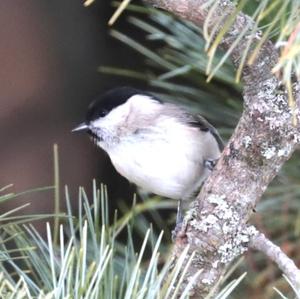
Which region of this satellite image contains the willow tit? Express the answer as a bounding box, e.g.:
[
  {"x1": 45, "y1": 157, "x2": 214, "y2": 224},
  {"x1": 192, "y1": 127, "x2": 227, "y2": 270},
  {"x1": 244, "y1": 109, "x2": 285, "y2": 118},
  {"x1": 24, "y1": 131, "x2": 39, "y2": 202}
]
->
[{"x1": 73, "y1": 87, "x2": 223, "y2": 225}]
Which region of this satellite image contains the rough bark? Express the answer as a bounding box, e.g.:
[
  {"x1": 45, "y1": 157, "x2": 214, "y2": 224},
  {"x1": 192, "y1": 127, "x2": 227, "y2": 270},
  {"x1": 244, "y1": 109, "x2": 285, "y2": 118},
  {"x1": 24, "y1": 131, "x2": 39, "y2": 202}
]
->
[
  {"x1": 249, "y1": 229, "x2": 300, "y2": 289},
  {"x1": 143, "y1": 0, "x2": 300, "y2": 297}
]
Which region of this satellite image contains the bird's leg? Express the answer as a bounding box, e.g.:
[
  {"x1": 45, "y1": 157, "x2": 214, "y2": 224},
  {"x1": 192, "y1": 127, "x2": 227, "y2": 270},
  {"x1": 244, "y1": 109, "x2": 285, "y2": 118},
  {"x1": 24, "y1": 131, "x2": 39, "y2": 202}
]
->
[
  {"x1": 204, "y1": 158, "x2": 219, "y2": 171},
  {"x1": 172, "y1": 199, "x2": 184, "y2": 241},
  {"x1": 176, "y1": 199, "x2": 183, "y2": 226}
]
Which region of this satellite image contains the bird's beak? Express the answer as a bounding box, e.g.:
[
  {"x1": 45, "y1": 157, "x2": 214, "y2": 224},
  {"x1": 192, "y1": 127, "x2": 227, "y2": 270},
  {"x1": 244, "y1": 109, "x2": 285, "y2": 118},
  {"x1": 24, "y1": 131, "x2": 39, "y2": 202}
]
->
[{"x1": 72, "y1": 123, "x2": 89, "y2": 132}]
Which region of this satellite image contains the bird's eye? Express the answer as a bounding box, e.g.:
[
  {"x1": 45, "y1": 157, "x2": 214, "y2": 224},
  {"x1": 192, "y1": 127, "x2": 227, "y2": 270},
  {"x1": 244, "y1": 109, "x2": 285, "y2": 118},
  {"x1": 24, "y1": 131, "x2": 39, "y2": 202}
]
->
[{"x1": 99, "y1": 109, "x2": 108, "y2": 117}]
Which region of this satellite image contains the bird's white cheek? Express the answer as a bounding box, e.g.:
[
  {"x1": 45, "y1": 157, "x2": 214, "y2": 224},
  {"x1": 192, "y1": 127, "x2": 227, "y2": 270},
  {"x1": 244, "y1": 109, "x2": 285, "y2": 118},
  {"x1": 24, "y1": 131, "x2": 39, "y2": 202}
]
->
[
  {"x1": 96, "y1": 129, "x2": 120, "y2": 151},
  {"x1": 91, "y1": 123, "x2": 125, "y2": 153},
  {"x1": 106, "y1": 102, "x2": 131, "y2": 125},
  {"x1": 91, "y1": 105, "x2": 131, "y2": 148}
]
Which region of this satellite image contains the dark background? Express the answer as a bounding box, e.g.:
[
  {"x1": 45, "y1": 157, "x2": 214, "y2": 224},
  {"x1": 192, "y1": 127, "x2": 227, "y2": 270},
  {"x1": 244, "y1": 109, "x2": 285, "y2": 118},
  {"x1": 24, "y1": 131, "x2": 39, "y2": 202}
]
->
[{"x1": 0, "y1": 0, "x2": 145, "y2": 231}]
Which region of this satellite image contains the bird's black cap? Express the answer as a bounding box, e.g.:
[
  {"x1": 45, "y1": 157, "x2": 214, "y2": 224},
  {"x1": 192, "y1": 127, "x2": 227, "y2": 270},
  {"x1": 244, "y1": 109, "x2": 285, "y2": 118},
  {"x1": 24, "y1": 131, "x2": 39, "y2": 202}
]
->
[
  {"x1": 72, "y1": 87, "x2": 162, "y2": 133},
  {"x1": 86, "y1": 86, "x2": 147, "y2": 122}
]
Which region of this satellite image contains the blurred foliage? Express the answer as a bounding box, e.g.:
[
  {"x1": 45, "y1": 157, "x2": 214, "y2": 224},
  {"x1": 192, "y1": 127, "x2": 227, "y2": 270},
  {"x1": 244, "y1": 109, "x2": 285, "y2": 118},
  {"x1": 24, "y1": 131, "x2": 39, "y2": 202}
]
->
[
  {"x1": 101, "y1": 3, "x2": 242, "y2": 136},
  {"x1": 0, "y1": 185, "x2": 55, "y2": 227},
  {"x1": 99, "y1": 1, "x2": 300, "y2": 298},
  {"x1": 108, "y1": 0, "x2": 300, "y2": 120},
  {"x1": 0, "y1": 183, "x2": 250, "y2": 298}
]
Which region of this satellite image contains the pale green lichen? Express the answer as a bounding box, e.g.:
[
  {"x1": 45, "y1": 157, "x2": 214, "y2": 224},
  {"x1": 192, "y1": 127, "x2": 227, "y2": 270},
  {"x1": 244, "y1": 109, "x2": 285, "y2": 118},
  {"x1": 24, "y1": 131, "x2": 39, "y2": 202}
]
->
[
  {"x1": 261, "y1": 145, "x2": 276, "y2": 159},
  {"x1": 278, "y1": 144, "x2": 292, "y2": 157},
  {"x1": 218, "y1": 226, "x2": 258, "y2": 264},
  {"x1": 242, "y1": 136, "x2": 252, "y2": 148},
  {"x1": 191, "y1": 214, "x2": 219, "y2": 232}
]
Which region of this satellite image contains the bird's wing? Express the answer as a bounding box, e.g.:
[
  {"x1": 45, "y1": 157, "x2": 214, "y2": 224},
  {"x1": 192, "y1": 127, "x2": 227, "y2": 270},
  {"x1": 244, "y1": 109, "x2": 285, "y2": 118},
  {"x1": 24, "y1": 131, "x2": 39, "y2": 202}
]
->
[
  {"x1": 160, "y1": 103, "x2": 224, "y2": 151},
  {"x1": 188, "y1": 114, "x2": 224, "y2": 151}
]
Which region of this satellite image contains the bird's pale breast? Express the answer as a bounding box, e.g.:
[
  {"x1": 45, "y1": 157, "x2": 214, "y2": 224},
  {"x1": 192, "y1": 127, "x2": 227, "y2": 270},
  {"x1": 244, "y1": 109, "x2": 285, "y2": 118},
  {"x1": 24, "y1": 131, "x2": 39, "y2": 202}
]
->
[{"x1": 107, "y1": 118, "x2": 219, "y2": 200}]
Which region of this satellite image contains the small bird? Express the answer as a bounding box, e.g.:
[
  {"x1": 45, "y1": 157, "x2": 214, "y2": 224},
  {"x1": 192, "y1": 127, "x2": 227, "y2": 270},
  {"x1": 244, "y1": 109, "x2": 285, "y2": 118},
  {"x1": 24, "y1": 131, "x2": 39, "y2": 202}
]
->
[{"x1": 73, "y1": 87, "x2": 223, "y2": 227}]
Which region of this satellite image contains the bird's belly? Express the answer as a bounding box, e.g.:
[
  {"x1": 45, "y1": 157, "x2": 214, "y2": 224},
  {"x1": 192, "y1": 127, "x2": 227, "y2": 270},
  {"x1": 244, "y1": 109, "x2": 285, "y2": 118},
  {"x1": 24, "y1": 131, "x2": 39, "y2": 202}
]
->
[{"x1": 108, "y1": 139, "x2": 205, "y2": 200}]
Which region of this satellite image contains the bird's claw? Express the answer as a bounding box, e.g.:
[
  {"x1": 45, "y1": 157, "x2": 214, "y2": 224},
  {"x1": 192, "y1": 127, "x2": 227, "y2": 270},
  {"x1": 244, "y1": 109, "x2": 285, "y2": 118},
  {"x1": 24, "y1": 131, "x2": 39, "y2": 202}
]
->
[
  {"x1": 204, "y1": 159, "x2": 218, "y2": 171},
  {"x1": 172, "y1": 199, "x2": 187, "y2": 241}
]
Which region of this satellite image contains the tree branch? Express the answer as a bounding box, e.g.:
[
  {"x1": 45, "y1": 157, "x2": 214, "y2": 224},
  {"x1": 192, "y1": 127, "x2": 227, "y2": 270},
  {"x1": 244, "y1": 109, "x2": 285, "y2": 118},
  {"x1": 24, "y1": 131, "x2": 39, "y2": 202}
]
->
[
  {"x1": 249, "y1": 228, "x2": 300, "y2": 290},
  {"x1": 143, "y1": 0, "x2": 300, "y2": 297}
]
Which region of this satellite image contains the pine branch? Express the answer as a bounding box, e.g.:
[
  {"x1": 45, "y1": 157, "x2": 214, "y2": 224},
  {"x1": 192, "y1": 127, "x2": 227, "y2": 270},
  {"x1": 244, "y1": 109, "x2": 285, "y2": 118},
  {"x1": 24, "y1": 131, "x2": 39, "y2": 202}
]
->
[
  {"x1": 249, "y1": 228, "x2": 300, "y2": 290},
  {"x1": 143, "y1": 0, "x2": 300, "y2": 297}
]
